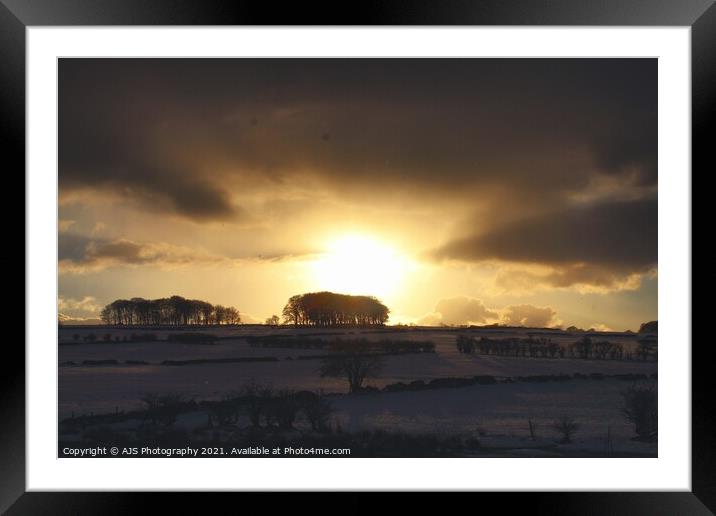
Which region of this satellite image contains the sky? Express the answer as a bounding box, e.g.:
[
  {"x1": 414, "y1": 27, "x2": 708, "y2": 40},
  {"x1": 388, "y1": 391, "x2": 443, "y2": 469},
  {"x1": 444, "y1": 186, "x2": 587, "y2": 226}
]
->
[{"x1": 58, "y1": 58, "x2": 657, "y2": 330}]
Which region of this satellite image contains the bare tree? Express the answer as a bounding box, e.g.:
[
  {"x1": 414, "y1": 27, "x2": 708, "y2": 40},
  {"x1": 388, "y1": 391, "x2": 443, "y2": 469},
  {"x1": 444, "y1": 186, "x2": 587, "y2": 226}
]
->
[
  {"x1": 224, "y1": 306, "x2": 241, "y2": 325},
  {"x1": 319, "y1": 353, "x2": 383, "y2": 393},
  {"x1": 551, "y1": 416, "x2": 580, "y2": 444}
]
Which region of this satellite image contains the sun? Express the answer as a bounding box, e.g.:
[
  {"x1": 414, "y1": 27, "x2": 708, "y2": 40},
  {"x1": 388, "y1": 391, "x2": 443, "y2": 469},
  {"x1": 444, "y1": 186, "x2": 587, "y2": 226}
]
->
[{"x1": 310, "y1": 234, "x2": 409, "y2": 299}]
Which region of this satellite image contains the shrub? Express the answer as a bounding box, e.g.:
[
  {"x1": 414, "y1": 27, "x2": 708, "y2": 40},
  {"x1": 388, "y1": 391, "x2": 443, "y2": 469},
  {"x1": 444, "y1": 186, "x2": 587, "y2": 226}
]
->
[
  {"x1": 241, "y1": 380, "x2": 274, "y2": 428},
  {"x1": 551, "y1": 416, "x2": 580, "y2": 444},
  {"x1": 266, "y1": 390, "x2": 301, "y2": 430},
  {"x1": 428, "y1": 377, "x2": 474, "y2": 389},
  {"x1": 621, "y1": 383, "x2": 657, "y2": 441},
  {"x1": 208, "y1": 396, "x2": 242, "y2": 427},
  {"x1": 140, "y1": 393, "x2": 187, "y2": 427}
]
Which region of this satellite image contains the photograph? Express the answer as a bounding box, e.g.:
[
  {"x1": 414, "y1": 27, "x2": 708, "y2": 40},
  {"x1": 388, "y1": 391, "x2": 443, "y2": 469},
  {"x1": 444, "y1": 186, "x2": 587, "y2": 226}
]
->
[{"x1": 56, "y1": 57, "x2": 658, "y2": 459}]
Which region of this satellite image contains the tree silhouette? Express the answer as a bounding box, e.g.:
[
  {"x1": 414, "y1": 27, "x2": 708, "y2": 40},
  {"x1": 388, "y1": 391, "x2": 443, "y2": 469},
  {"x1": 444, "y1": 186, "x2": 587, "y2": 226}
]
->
[
  {"x1": 99, "y1": 296, "x2": 241, "y2": 326},
  {"x1": 621, "y1": 383, "x2": 657, "y2": 441},
  {"x1": 282, "y1": 291, "x2": 389, "y2": 327},
  {"x1": 319, "y1": 352, "x2": 383, "y2": 393}
]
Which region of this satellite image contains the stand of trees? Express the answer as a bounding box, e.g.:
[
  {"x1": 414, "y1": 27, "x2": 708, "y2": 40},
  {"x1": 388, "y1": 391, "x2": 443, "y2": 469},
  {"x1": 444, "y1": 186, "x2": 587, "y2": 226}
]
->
[
  {"x1": 99, "y1": 296, "x2": 241, "y2": 326},
  {"x1": 282, "y1": 292, "x2": 389, "y2": 327}
]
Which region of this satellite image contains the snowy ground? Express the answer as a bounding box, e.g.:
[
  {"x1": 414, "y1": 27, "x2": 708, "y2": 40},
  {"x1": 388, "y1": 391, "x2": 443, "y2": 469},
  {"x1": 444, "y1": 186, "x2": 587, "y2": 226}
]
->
[
  {"x1": 58, "y1": 326, "x2": 657, "y2": 456},
  {"x1": 329, "y1": 380, "x2": 655, "y2": 456}
]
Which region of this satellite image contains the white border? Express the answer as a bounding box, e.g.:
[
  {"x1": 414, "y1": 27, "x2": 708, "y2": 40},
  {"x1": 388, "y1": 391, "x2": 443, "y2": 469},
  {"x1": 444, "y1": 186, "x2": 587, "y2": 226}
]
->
[{"x1": 27, "y1": 27, "x2": 691, "y2": 491}]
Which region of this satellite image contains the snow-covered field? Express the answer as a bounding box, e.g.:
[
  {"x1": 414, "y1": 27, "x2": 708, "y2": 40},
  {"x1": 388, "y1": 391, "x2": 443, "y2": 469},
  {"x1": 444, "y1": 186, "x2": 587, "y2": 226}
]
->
[
  {"x1": 330, "y1": 380, "x2": 655, "y2": 455},
  {"x1": 58, "y1": 326, "x2": 657, "y2": 456}
]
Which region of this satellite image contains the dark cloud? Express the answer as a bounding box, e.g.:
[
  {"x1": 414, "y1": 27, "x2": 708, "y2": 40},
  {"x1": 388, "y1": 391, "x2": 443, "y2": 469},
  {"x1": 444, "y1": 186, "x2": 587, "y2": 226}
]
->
[
  {"x1": 433, "y1": 198, "x2": 657, "y2": 277},
  {"x1": 86, "y1": 239, "x2": 145, "y2": 264},
  {"x1": 58, "y1": 232, "x2": 307, "y2": 273},
  {"x1": 59, "y1": 59, "x2": 657, "y2": 221},
  {"x1": 58, "y1": 233, "x2": 226, "y2": 273},
  {"x1": 58, "y1": 232, "x2": 95, "y2": 262},
  {"x1": 131, "y1": 172, "x2": 237, "y2": 222},
  {"x1": 493, "y1": 264, "x2": 648, "y2": 293}
]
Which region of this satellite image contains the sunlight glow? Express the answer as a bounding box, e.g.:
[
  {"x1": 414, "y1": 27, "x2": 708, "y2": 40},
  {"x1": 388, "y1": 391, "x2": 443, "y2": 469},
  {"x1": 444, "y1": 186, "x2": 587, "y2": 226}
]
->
[{"x1": 310, "y1": 234, "x2": 410, "y2": 299}]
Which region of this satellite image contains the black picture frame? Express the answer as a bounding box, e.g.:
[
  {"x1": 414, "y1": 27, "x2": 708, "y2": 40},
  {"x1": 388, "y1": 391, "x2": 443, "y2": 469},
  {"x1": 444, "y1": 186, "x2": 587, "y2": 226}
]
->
[{"x1": 5, "y1": 0, "x2": 713, "y2": 512}]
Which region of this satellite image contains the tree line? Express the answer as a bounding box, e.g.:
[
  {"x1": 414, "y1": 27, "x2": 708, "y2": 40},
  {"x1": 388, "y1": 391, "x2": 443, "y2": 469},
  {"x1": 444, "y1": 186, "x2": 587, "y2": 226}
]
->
[
  {"x1": 281, "y1": 291, "x2": 389, "y2": 327},
  {"x1": 100, "y1": 296, "x2": 241, "y2": 326},
  {"x1": 455, "y1": 335, "x2": 657, "y2": 361}
]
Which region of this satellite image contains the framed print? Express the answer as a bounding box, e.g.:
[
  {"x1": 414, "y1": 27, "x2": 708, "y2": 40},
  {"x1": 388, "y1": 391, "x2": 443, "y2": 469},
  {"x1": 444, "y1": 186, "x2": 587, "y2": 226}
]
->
[{"x1": 5, "y1": 0, "x2": 714, "y2": 511}]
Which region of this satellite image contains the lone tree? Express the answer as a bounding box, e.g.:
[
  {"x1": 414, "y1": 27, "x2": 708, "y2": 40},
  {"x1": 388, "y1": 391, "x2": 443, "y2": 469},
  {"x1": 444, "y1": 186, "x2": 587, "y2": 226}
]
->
[
  {"x1": 265, "y1": 315, "x2": 280, "y2": 327},
  {"x1": 319, "y1": 353, "x2": 383, "y2": 393}
]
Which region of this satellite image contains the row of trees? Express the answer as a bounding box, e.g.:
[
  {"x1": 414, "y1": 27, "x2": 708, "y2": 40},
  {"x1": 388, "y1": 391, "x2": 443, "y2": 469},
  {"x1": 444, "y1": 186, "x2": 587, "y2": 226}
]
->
[
  {"x1": 100, "y1": 296, "x2": 241, "y2": 326},
  {"x1": 282, "y1": 292, "x2": 390, "y2": 327},
  {"x1": 456, "y1": 335, "x2": 657, "y2": 361},
  {"x1": 140, "y1": 384, "x2": 335, "y2": 432}
]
